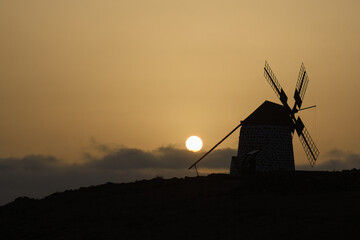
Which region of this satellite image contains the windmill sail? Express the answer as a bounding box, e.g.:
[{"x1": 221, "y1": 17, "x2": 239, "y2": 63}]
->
[
  {"x1": 264, "y1": 61, "x2": 319, "y2": 168},
  {"x1": 295, "y1": 117, "x2": 319, "y2": 167},
  {"x1": 294, "y1": 63, "x2": 309, "y2": 109},
  {"x1": 264, "y1": 61, "x2": 288, "y2": 106}
]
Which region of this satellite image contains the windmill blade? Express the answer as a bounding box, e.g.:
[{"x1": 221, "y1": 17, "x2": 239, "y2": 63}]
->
[
  {"x1": 188, "y1": 122, "x2": 242, "y2": 170},
  {"x1": 293, "y1": 63, "x2": 309, "y2": 109},
  {"x1": 295, "y1": 117, "x2": 320, "y2": 167},
  {"x1": 264, "y1": 61, "x2": 288, "y2": 106}
]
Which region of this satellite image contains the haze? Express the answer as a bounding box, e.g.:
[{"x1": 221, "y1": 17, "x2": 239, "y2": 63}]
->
[{"x1": 0, "y1": 0, "x2": 359, "y2": 204}]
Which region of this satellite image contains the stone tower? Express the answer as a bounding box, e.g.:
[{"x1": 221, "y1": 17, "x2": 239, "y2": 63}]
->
[{"x1": 230, "y1": 101, "x2": 295, "y2": 175}]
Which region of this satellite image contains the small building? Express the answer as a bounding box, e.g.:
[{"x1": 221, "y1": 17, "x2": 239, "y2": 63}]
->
[{"x1": 230, "y1": 101, "x2": 295, "y2": 174}]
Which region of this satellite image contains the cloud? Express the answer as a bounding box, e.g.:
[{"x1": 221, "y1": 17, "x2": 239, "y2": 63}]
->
[
  {"x1": 0, "y1": 155, "x2": 59, "y2": 172},
  {"x1": 84, "y1": 142, "x2": 236, "y2": 170},
  {"x1": 1, "y1": 145, "x2": 358, "y2": 206},
  {"x1": 297, "y1": 149, "x2": 360, "y2": 171},
  {"x1": 0, "y1": 146, "x2": 235, "y2": 205}
]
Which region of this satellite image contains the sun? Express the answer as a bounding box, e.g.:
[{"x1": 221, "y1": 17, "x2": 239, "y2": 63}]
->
[{"x1": 185, "y1": 136, "x2": 203, "y2": 152}]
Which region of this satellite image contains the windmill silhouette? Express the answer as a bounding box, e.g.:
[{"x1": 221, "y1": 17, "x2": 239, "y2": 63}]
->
[{"x1": 189, "y1": 61, "x2": 319, "y2": 175}]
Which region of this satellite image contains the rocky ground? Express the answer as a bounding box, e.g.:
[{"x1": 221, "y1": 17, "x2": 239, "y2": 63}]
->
[{"x1": 1, "y1": 170, "x2": 360, "y2": 239}]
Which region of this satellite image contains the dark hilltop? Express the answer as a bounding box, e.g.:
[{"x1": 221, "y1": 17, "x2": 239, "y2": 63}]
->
[{"x1": 1, "y1": 170, "x2": 360, "y2": 239}]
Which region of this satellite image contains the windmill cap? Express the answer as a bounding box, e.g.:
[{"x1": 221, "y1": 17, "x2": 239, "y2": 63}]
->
[{"x1": 243, "y1": 101, "x2": 292, "y2": 126}]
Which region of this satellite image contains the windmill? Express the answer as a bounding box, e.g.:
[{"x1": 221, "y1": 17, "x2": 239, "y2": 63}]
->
[{"x1": 189, "y1": 61, "x2": 319, "y2": 175}]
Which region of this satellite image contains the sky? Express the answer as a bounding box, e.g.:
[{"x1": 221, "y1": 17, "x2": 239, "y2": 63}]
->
[{"x1": 0, "y1": 0, "x2": 360, "y2": 204}]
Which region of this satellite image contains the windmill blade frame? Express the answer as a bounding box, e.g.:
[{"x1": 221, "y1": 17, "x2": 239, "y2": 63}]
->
[
  {"x1": 293, "y1": 63, "x2": 309, "y2": 110},
  {"x1": 264, "y1": 61, "x2": 289, "y2": 107},
  {"x1": 295, "y1": 117, "x2": 320, "y2": 167}
]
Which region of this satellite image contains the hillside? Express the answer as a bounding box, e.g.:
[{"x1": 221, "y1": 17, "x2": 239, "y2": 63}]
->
[{"x1": 1, "y1": 170, "x2": 360, "y2": 239}]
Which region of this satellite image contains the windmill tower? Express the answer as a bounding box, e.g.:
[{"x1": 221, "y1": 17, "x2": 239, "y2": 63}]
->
[
  {"x1": 189, "y1": 61, "x2": 319, "y2": 175},
  {"x1": 230, "y1": 100, "x2": 295, "y2": 174}
]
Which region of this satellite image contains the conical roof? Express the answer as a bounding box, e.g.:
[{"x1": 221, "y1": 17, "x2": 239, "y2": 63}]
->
[{"x1": 243, "y1": 101, "x2": 292, "y2": 126}]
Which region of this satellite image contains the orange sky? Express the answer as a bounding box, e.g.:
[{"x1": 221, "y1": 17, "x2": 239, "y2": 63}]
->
[{"x1": 0, "y1": 0, "x2": 359, "y2": 167}]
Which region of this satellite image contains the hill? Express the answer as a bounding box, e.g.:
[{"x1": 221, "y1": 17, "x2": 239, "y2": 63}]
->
[{"x1": 1, "y1": 170, "x2": 360, "y2": 239}]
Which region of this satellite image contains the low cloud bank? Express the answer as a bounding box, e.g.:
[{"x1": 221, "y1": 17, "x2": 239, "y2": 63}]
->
[
  {"x1": 1, "y1": 146, "x2": 359, "y2": 205},
  {"x1": 84, "y1": 146, "x2": 235, "y2": 170},
  {"x1": 297, "y1": 149, "x2": 360, "y2": 171},
  {"x1": 0, "y1": 146, "x2": 235, "y2": 205}
]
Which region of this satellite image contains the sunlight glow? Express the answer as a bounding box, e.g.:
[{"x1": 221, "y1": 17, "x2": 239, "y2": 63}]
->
[{"x1": 185, "y1": 136, "x2": 203, "y2": 152}]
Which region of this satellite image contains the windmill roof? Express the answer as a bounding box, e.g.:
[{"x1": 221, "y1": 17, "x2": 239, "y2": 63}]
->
[{"x1": 243, "y1": 101, "x2": 292, "y2": 126}]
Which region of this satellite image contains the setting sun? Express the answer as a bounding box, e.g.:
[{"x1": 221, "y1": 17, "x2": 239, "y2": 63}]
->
[{"x1": 185, "y1": 136, "x2": 203, "y2": 152}]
